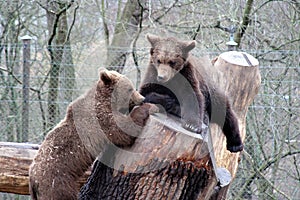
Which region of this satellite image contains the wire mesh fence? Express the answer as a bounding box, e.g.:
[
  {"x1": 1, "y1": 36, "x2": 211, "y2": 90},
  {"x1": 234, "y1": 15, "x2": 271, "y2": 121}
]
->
[
  {"x1": 0, "y1": 41, "x2": 299, "y2": 199},
  {"x1": 228, "y1": 51, "x2": 300, "y2": 199}
]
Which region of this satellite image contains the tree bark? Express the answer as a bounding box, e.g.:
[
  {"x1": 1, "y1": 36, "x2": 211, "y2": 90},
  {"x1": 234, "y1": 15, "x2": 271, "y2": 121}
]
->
[
  {"x1": 80, "y1": 51, "x2": 261, "y2": 199},
  {"x1": 105, "y1": 0, "x2": 145, "y2": 72},
  {"x1": 46, "y1": 1, "x2": 74, "y2": 128},
  {"x1": 209, "y1": 51, "x2": 260, "y2": 199},
  {"x1": 0, "y1": 142, "x2": 90, "y2": 195},
  {"x1": 80, "y1": 115, "x2": 218, "y2": 200}
]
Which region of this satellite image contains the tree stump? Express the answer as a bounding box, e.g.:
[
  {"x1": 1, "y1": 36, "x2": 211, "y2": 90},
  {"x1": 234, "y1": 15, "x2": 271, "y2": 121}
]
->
[{"x1": 79, "y1": 51, "x2": 260, "y2": 200}]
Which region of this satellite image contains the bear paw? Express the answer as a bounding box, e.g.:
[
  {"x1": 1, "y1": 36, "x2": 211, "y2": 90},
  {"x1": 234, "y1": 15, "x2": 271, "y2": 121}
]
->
[
  {"x1": 227, "y1": 144, "x2": 244, "y2": 153},
  {"x1": 182, "y1": 122, "x2": 202, "y2": 134},
  {"x1": 130, "y1": 103, "x2": 159, "y2": 127},
  {"x1": 144, "y1": 92, "x2": 177, "y2": 112}
]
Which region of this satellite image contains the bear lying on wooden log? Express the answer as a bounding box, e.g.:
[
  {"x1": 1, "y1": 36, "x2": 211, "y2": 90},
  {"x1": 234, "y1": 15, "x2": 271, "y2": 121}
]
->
[{"x1": 140, "y1": 34, "x2": 243, "y2": 153}]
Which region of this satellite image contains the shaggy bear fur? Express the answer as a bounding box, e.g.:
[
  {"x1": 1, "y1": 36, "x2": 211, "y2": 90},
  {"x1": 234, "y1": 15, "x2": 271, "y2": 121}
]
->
[
  {"x1": 29, "y1": 70, "x2": 158, "y2": 200},
  {"x1": 140, "y1": 34, "x2": 243, "y2": 153}
]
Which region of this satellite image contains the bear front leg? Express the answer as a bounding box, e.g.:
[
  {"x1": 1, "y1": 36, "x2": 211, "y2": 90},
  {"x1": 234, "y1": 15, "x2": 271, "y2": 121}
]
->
[
  {"x1": 223, "y1": 106, "x2": 244, "y2": 152},
  {"x1": 143, "y1": 92, "x2": 181, "y2": 117},
  {"x1": 180, "y1": 92, "x2": 205, "y2": 134},
  {"x1": 113, "y1": 103, "x2": 159, "y2": 147}
]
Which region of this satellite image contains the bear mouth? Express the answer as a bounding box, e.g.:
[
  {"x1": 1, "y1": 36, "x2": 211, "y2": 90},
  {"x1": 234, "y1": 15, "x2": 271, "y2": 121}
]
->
[
  {"x1": 119, "y1": 107, "x2": 129, "y2": 115},
  {"x1": 118, "y1": 100, "x2": 144, "y2": 115}
]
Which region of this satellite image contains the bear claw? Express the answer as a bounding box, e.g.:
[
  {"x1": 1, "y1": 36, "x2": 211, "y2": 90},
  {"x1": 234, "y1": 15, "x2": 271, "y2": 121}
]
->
[
  {"x1": 227, "y1": 144, "x2": 244, "y2": 153},
  {"x1": 182, "y1": 122, "x2": 202, "y2": 134}
]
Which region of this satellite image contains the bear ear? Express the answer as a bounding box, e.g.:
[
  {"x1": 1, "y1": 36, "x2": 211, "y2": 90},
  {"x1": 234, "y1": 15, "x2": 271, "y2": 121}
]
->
[
  {"x1": 100, "y1": 70, "x2": 112, "y2": 85},
  {"x1": 182, "y1": 40, "x2": 196, "y2": 53},
  {"x1": 147, "y1": 34, "x2": 161, "y2": 47}
]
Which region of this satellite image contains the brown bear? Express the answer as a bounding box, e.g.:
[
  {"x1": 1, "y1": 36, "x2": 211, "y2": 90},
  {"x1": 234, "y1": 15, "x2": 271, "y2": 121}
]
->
[
  {"x1": 140, "y1": 34, "x2": 243, "y2": 153},
  {"x1": 29, "y1": 69, "x2": 158, "y2": 200}
]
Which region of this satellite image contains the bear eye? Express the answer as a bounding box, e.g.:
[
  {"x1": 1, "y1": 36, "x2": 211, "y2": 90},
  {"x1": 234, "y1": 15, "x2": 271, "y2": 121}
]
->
[
  {"x1": 128, "y1": 88, "x2": 134, "y2": 93},
  {"x1": 168, "y1": 61, "x2": 176, "y2": 67},
  {"x1": 157, "y1": 59, "x2": 161, "y2": 64}
]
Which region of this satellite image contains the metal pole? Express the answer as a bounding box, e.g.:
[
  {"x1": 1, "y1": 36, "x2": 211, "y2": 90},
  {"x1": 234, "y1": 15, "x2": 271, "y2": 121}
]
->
[{"x1": 21, "y1": 35, "x2": 32, "y2": 142}]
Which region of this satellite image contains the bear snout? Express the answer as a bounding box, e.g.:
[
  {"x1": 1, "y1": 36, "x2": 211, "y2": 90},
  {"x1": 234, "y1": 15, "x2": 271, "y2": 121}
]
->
[
  {"x1": 157, "y1": 69, "x2": 169, "y2": 82},
  {"x1": 157, "y1": 75, "x2": 167, "y2": 82},
  {"x1": 131, "y1": 91, "x2": 145, "y2": 105},
  {"x1": 156, "y1": 65, "x2": 176, "y2": 83}
]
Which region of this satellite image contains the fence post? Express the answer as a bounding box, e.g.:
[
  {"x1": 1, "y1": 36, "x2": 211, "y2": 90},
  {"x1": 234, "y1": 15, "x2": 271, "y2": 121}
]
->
[{"x1": 20, "y1": 35, "x2": 32, "y2": 142}]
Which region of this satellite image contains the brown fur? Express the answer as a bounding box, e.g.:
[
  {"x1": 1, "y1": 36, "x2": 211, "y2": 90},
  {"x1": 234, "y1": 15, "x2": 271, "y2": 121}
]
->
[
  {"x1": 140, "y1": 34, "x2": 243, "y2": 152},
  {"x1": 29, "y1": 70, "x2": 158, "y2": 200}
]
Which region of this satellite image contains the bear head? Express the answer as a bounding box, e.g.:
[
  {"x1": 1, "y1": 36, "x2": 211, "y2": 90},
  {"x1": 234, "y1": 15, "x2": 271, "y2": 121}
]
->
[
  {"x1": 99, "y1": 69, "x2": 145, "y2": 113},
  {"x1": 147, "y1": 34, "x2": 196, "y2": 83}
]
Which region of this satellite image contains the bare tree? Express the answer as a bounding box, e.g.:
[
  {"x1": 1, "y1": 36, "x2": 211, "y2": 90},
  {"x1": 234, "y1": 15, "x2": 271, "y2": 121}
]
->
[
  {"x1": 39, "y1": 0, "x2": 76, "y2": 128},
  {"x1": 0, "y1": 1, "x2": 24, "y2": 142},
  {"x1": 101, "y1": 0, "x2": 146, "y2": 73}
]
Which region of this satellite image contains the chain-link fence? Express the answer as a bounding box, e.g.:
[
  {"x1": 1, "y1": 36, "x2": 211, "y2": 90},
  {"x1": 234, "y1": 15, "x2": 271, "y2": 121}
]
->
[
  {"x1": 228, "y1": 50, "x2": 300, "y2": 200},
  {"x1": 0, "y1": 42, "x2": 299, "y2": 199}
]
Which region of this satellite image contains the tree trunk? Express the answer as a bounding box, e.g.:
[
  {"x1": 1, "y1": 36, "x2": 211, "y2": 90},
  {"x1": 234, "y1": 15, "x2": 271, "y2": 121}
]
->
[
  {"x1": 46, "y1": 1, "x2": 74, "y2": 128},
  {"x1": 209, "y1": 51, "x2": 260, "y2": 199},
  {"x1": 105, "y1": 0, "x2": 145, "y2": 72},
  {"x1": 79, "y1": 51, "x2": 261, "y2": 199},
  {"x1": 80, "y1": 114, "x2": 218, "y2": 200}
]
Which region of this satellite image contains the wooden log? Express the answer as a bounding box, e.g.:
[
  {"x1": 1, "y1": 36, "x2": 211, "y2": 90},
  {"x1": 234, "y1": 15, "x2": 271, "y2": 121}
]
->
[
  {"x1": 0, "y1": 142, "x2": 38, "y2": 195},
  {"x1": 0, "y1": 142, "x2": 90, "y2": 195},
  {"x1": 211, "y1": 51, "x2": 260, "y2": 173},
  {"x1": 79, "y1": 51, "x2": 261, "y2": 200},
  {"x1": 210, "y1": 51, "x2": 261, "y2": 199},
  {"x1": 80, "y1": 114, "x2": 219, "y2": 200}
]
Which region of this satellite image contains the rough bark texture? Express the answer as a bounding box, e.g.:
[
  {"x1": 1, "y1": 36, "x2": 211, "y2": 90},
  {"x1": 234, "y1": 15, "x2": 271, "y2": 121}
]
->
[
  {"x1": 210, "y1": 51, "x2": 261, "y2": 199},
  {"x1": 80, "y1": 114, "x2": 217, "y2": 200},
  {"x1": 0, "y1": 142, "x2": 38, "y2": 195},
  {"x1": 0, "y1": 142, "x2": 90, "y2": 195}
]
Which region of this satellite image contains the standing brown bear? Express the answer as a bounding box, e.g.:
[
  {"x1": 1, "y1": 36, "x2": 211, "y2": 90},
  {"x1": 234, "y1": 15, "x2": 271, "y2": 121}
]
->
[
  {"x1": 140, "y1": 34, "x2": 243, "y2": 153},
  {"x1": 29, "y1": 69, "x2": 158, "y2": 200}
]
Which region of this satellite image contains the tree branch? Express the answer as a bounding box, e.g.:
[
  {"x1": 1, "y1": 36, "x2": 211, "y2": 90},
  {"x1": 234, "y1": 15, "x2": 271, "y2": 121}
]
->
[
  {"x1": 98, "y1": 0, "x2": 109, "y2": 47},
  {"x1": 47, "y1": 2, "x2": 73, "y2": 47},
  {"x1": 234, "y1": 0, "x2": 254, "y2": 47},
  {"x1": 65, "y1": 3, "x2": 79, "y2": 45},
  {"x1": 0, "y1": 67, "x2": 39, "y2": 93},
  {"x1": 132, "y1": 0, "x2": 144, "y2": 88},
  {"x1": 237, "y1": 149, "x2": 300, "y2": 198}
]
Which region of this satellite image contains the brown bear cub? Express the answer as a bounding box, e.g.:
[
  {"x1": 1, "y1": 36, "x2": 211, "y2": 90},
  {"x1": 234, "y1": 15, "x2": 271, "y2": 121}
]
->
[
  {"x1": 29, "y1": 70, "x2": 158, "y2": 200},
  {"x1": 140, "y1": 34, "x2": 243, "y2": 153}
]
